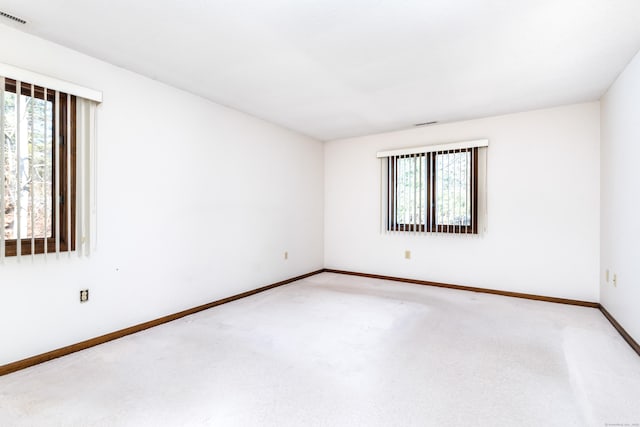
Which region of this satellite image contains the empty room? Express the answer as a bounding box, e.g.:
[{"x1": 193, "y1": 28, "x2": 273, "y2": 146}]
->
[{"x1": 1, "y1": 0, "x2": 640, "y2": 426}]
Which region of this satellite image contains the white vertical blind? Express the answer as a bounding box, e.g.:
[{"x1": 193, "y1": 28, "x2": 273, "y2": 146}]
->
[
  {"x1": 74, "y1": 97, "x2": 98, "y2": 257},
  {"x1": 0, "y1": 76, "x2": 4, "y2": 262},
  {"x1": 387, "y1": 156, "x2": 392, "y2": 232},
  {"x1": 29, "y1": 84, "x2": 35, "y2": 259},
  {"x1": 43, "y1": 85, "x2": 49, "y2": 257},
  {"x1": 89, "y1": 101, "x2": 97, "y2": 253},
  {"x1": 1, "y1": 72, "x2": 100, "y2": 263},
  {"x1": 77, "y1": 100, "x2": 85, "y2": 257},
  {"x1": 54, "y1": 90, "x2": 61, "y2": 257},
  {"x1": 65, "y1": 93, "x2": 71, "y2": 259},
  {"x1": 471, "y1": 147, "x2": 475, "y2": 234},
  {"x1": 379, "y1": 140, "x2": 488, "y2": 236},
  {"x1": 16, "y1": 79, "x2": 22, "y2": 260}
]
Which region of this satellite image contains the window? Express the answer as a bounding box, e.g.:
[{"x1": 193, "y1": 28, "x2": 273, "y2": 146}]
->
[
  {"x1": 1, "y1": 78, "x2": 76, "y2": 256},
  {"x1": 381, "y1": 143, "x2": 486, "y2": 235}
]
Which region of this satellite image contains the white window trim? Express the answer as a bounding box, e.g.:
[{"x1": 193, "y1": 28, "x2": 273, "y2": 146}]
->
[
  {"x1": 376, "y1": 139, "x2": 488, "y2": 158},
  {"x1": 0, "y1": 61, "x2": 102, "y2": 103}
]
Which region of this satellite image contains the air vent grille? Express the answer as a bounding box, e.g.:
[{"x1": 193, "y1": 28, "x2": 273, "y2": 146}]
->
[{"x1": 0, "y1": 11, "x2": 27, "y2": 24}]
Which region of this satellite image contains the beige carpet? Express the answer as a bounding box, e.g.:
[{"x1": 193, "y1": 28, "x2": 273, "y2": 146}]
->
[{"x1": 1, "y1": 272, "x2": 639, "y2": 426}]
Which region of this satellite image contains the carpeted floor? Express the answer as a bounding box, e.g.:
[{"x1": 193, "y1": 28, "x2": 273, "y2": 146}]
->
[{"x1": 1, "y1": 272, "x2": 639, "y2": 426}]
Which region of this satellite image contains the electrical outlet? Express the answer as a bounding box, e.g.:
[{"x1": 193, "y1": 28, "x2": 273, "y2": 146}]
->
[
  {"x1": 284, "y1": 251, "x2": 288, "y2": 260},
  {"x1": 80, "y1": 289, "x2": 89, "y2": 303},
  {"x1": 405, "y1": 250, "x2": 411, "y2": 259}
]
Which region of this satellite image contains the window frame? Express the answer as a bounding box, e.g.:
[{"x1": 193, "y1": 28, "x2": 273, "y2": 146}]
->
[
  {"x1": 387, "y1": 147, "x2": 478, "y2": 234},
  {"x1": 2, "y1": 78, "x2": 76, "y2": 256}
]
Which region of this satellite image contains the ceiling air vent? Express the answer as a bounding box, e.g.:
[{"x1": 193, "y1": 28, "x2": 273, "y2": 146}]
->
[
  {"x1": 0, "y1": 11, "x2": 27, "y2": 24},
  {"x1": 414, "y1": 121, "x2": 438, "y2": 127}
]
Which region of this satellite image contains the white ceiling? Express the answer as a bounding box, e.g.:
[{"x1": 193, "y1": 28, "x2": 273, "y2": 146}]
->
[{"x1": 2, "y1": 0, "x2": 640, "y2": 141}]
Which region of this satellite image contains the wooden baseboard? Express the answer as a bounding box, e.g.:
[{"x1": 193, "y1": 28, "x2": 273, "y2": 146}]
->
[
  {"x1": 4, "y1": 268, "x2": 637, "y2": 377},
  {"x1": 0, "y1": 269, "x2": 324, "y2": 377},
  {"x1": 323, "y1": 269, "x2": 600, "y2": 308},
  {"x1": 325, "y1": 269, "x2": 640, "y2": 357},
  {"x1": 599, "y1": 305, "x2": 640, "y2": 357}
]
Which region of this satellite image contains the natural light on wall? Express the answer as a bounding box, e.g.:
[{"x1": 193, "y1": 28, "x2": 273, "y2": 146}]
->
[
  {"x1": 0, "y1": 62, "x2": 101, "y2": 262},
  {"x1": 377, "y1": 139, "x2": 488, "y2": 236}
]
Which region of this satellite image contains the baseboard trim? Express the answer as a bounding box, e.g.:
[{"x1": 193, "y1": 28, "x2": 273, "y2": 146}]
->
[
  {"x1": 599, "y1": 305, "x2": 640, "y2": 357},
  {"x1": 323, "y1": 269, "x2": 600, "y2": 308},
  {"x1": 4, "y1": 268, "x2": 636, "y2": 377},
  {"x1": 0, "y1": 269, "x2": 324, "y2": 377},
  {"x1": 325, "y1": 269, "x2": 640, "y2": 357}
]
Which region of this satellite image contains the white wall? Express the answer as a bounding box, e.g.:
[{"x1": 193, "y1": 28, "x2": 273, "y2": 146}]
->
[
  {"x1": 325, "y1": 103, "x2": 600, "y2": 302},
  {"x1": 601, "y1": 49, "x2": 640, "y2": 343},
  {"x1": 0, "y1": 24, "x2": 324, "y2": 366}
]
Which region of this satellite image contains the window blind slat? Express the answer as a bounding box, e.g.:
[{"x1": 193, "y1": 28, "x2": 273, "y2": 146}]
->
[
  {"x1": 0, "y1": 77, "x2": 4, "y2": 262},
  {"x1": 468, "y1": 149, "x2": 472, "y2": 233},
  {"x1": 30, "y1": 84, "x2": 35, "y2": 258},
  {"x1": 399, "y1": 154, "x2": 403, "y2": 233},
  {"x1": 55, "y1": 90, "x2": 60, "y2": 257},
  {"x1": 471, "y1": 148, "x2": 476, "y2": 235},
  {"x1": 43, "y1": 88, "x2": 48, "y2": 255},
  {"x1": 419, "y1": 153, "x2": 423, "y2": 234},
  {"x1": 387, "y1": 157, "x2": 395, "y2": 236},
  {"x1": 452, "y1": 151, "x2": 456, "y2": 233},
  {"x1": 447, "y1": 151, "x2": 451, "y2": 234},
  {"x1": 77, "y1": 100, "x2": 84, "y2": 257},
  {"x1": 424, "y1": 153, "x2": 428, "y2": 235},
  {"x1": 66, "y1": 93, "x2": 71, "y2": 258},
  {"x1": 398, "y1": 155, "x2": 402, "y2": 233},
  {"x1": 429, "y1": 152, "x2": 433, "y2": 233},
  {"x1": 16, "y1": 80, "x2": 22, "y2": 260},
  {"x1": 392, "y1": 156, "x2": 395, "y2": 234},
  {"x1": 402, "y1": 155, "x2": 406, "y2": 233},
  {"x1": 456, "y1": 149, "x2": 460, "y2": 234},
  {"x1": 88, "y1": 101, "x2": 97, "y2": 254},
  {"x1": 412, "y1": 154, "x2": 416, "y2": 234}
]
